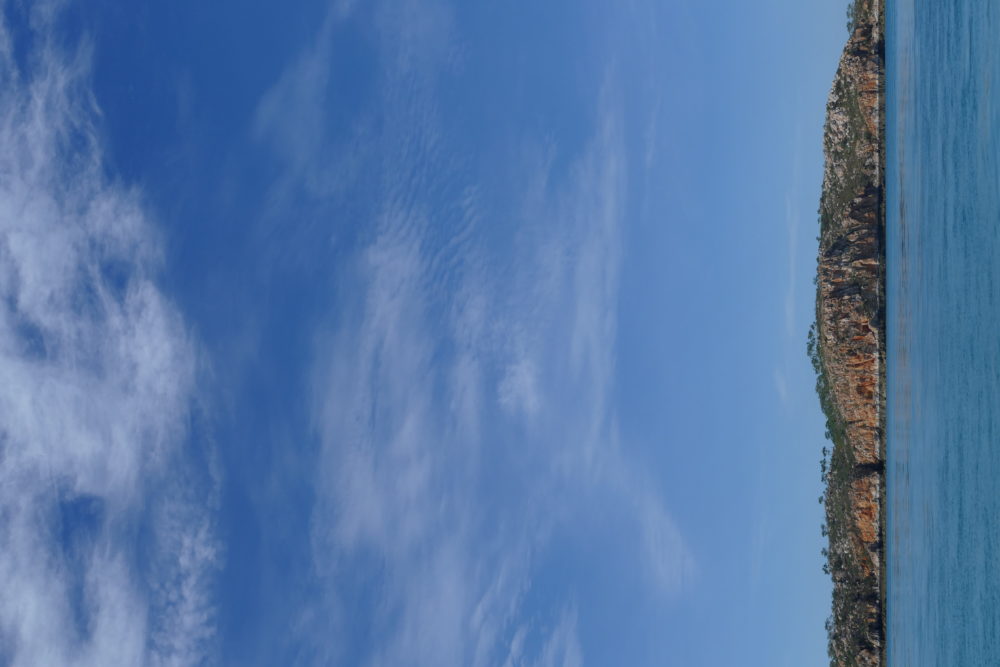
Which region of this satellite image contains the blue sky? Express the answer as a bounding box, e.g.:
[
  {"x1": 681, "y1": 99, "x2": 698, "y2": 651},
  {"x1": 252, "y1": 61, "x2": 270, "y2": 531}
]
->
[{"x1": 0, "y1": 0, "x2": 849, "y2": 665}]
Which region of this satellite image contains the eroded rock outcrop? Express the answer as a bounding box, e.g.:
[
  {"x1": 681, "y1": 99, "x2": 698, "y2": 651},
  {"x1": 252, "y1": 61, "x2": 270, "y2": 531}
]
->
[{"x1": 812, "y1": 0, "x2": 885, "y2": 665}]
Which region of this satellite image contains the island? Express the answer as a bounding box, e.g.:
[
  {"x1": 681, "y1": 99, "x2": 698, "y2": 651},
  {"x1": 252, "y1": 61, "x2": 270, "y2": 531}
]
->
[{"x1": 808, "y1": 0, "x2": 886, "y2": 665}]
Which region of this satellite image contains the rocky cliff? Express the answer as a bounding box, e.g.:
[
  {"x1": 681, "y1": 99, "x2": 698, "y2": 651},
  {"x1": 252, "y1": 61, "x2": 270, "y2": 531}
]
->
[{"x1": 811, "y1": 0, "x2": 885, "y2": 665}]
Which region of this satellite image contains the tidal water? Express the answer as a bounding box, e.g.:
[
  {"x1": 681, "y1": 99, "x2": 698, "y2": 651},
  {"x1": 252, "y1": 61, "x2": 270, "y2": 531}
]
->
[{"x1": 887, "y1": 0, "x2": 1000, "y2": 663}]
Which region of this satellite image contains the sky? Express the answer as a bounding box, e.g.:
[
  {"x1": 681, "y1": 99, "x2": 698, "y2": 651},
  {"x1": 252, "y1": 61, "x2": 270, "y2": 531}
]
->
[{"x1": 0, "y1": 1, "x2": 849, "y2": 665}]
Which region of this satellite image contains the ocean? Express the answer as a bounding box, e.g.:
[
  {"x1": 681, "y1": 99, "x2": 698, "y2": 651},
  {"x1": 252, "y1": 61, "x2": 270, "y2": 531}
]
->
[{"x1": 887, "y1": 0, "x2": 1000, "y2": 663}]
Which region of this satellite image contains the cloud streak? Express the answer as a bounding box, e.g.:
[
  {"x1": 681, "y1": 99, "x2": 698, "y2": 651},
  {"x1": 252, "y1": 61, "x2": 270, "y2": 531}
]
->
[
  {"x1": 251, "y1": 3, "x2": 696, "y2": 663},
  {"x1": 0, "y1": 7, "x2": 218, "y2": 666}
]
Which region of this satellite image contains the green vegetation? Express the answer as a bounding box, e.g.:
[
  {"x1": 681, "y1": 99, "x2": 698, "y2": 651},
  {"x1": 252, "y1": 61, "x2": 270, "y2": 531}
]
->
[
  {"x1": 814, "y1": 1, "x2": 886, "y2": 663},
  {"x1": 809, "y1": 323, "x2": 881, "y2": 666},
  {"x1": 819, "y1": 81, "x2": 871, "y2": 237}
]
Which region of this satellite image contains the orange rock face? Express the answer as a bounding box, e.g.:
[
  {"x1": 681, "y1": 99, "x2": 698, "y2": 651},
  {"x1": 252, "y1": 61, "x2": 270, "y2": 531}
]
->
[{"x1": 815, "y1": 0, "x2": 885, "y2": 665}]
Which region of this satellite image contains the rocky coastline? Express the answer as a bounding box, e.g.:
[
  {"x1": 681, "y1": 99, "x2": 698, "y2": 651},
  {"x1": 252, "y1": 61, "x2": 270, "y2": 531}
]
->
[{"x1": 809, "y1": 0, "x2": 885, "y2": 665}]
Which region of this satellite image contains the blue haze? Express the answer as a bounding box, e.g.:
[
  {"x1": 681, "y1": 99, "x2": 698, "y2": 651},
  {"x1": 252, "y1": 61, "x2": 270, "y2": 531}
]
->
[
  {"x1": 888, "y1": 0, "x2": 1000, "y2": 663},
  {"x1": 0, "y1": 1, "x2": 849, "y2": 665}
]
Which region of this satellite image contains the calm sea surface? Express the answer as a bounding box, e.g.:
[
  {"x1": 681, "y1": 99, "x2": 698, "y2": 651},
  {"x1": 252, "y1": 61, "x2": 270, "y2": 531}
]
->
[{"x1": 887, "y1": 0, "x2": 1000, "y2": 663}]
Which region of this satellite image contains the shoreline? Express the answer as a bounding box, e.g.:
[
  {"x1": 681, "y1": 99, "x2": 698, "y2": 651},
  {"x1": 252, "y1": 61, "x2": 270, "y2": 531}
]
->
[{"x1": 811, "y1": 0, "x2": 886, "y2": 664}]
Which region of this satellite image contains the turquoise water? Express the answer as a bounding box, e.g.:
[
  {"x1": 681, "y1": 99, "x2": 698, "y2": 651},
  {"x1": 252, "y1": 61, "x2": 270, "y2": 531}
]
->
[{"x1": 887, "y1": 0, "x2": 1000, "y2": 663}]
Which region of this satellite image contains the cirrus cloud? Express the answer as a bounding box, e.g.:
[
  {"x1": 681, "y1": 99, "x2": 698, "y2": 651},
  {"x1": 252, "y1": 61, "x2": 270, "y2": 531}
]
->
[{"x1": 0, "y1": 6, "x2": 219, "y2": 666}]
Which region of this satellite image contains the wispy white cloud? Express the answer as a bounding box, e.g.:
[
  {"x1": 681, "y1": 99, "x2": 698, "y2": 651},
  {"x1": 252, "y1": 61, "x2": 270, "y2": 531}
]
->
[
  {"x1": 251, "y1": 3, "x2": 695, "y2": 662},
  {"x1": 0, "y1": 7, "x2": 218, "y2": 666},
  {"x1": 532, "y1": 608, "x2": 583, "y2": 667},
  {"x1": 502, "y1": 606, "x2": 582, "y2": 667},
  {"x1": 773, "y1": 368, "x2": 789, "y2": 406},
  {"x1": 252, "y1": 16, "x2": 334, "y2": 188},
  {"x1": 784, "y1": 192, "x2": 799, "y2": 338},
  {"x1": 498, "y1": 357, "x2": 541, "y2": 419}
]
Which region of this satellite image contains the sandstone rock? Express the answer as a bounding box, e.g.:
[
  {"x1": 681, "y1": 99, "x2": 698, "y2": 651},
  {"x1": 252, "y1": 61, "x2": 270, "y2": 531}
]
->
[{"x1": 814, "y1": 0, "x2": 886, "y2": 665}]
